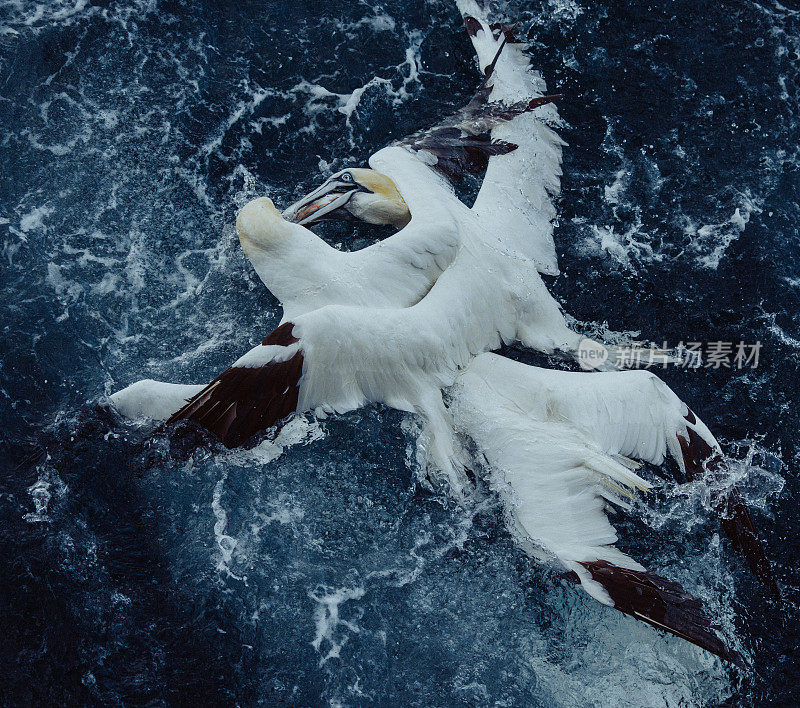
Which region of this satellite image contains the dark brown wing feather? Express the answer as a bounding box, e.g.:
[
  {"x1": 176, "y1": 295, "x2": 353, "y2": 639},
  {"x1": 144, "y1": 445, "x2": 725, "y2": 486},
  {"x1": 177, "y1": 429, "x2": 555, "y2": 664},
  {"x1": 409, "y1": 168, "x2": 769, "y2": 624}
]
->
[
  {"x1": 167, "y1": 324, "x2": 303, "y2": 448},
  {"x1": 262, "y1": 321, "x2": 300, "y2": 347},
  {"x1": 394, "y1": 37, "x2": 562, "y2": 180},
  {"x1": 571, "y1": 560, "x2": 743, "y2": 666},
  {"x1": 678, "y1": 411, "x2": 779, "y2": 597},
  {"x1": 464, "y1": 16, "x2": 522, "y2": 47}
]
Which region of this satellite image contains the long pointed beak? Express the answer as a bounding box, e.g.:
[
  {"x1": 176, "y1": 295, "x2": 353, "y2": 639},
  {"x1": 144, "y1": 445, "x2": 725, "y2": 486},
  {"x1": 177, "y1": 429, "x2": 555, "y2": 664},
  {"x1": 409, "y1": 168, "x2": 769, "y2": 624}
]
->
[{"x1": 282, "y1": 183, "x2": 360, "y2": 225}]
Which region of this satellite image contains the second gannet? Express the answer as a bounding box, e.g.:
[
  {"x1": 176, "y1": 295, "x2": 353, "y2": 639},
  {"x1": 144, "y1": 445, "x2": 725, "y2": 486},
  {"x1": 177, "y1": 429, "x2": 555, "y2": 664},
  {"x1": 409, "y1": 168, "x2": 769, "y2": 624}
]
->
[
  {"x1": 237, "y1": 6, "x2": 669, "y2": 368},
  {"x1": 237, "y1": 27, "x2": 576, "y2": 339},
  {"x1": 110, "y1": 353, "x2": 758, "y2": 663}
]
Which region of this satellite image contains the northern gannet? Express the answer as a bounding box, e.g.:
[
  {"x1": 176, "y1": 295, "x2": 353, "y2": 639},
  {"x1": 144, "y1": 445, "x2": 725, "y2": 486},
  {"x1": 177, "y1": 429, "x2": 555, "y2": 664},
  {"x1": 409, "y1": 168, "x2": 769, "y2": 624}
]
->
[
  {"x1": 236, "y1": 5, "x2": 668, "y2": 366},
  {"x1": 232, "y1": 6, "x2": 596, "y2": 352},
  {"x1": 113, "y1": 8, "x2": 583, "y2": 479},
  {"x1": 110, "y1": 354, "x2": 759, "y2": 663},
  {"x1": 108, "y1": 1, "x2": 774, "y2": 662}
]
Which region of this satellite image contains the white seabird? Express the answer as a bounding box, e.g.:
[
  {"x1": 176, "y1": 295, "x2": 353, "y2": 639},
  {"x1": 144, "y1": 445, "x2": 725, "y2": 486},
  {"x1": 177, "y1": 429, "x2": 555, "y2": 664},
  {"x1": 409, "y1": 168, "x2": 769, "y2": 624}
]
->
[
  {"x1": 109, "y1": 1, "x2": 774, "y2": 662},
  {"x1": 111, "y1": 347, "x2": 762, "y2": 663},
  {"x1": 134, "y1": 19, "x2": 593, "y2": 487},
  {"x1": 235, "y1": 3, "x2": 671, "y2": 366},
  {"x1": 232, "y1": 13, "x2": 611, "y2": 364}
]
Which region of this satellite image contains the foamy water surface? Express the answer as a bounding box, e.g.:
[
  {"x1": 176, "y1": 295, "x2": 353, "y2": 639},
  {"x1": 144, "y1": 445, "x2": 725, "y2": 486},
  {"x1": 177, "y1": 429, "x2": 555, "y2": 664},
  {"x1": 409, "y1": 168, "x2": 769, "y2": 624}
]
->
[{"x1": 1, "y1": 0, "x2": 798, "y2": 704}]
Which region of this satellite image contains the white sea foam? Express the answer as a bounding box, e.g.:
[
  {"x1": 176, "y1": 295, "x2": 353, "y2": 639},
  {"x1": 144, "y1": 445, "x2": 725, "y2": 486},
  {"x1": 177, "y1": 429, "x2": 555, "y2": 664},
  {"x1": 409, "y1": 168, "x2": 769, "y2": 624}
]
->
[
  {"x1": 284, "y1": 25, "x2": 424, "y2": 147},
  {"x1": 244, "y1": 415, "x2": 326, "y2": 465},
  {"x1": 0, "y1": 0, "x2": 158, "y2": 36},
  {"x1": 587, "y1": 222, "x2": 658, "y2": 269},
  {"x1": 547, "y1": 0, "x2": 584, "y2": 22},
  {"x1": 23, "y1": 478, "x2": 52, "y2": 523},
  {"x1": 309, "y1": 583, "x2": 366, "y2": 665},
  {"x1": 19, "y1": 204, "x2": 53, "y2": 232},
  {"x1": 198, "y1": 87, "x2": 276, "y2": 160},
  {"x1": 211, "y1": 471, "x2": 244, "y2": 580},
  {"x1": 760, "y1": 311, "x2": 800, "y2": 350},
  {"x1": 683, "y1": 194, "x2": 762, "y2": 270}
]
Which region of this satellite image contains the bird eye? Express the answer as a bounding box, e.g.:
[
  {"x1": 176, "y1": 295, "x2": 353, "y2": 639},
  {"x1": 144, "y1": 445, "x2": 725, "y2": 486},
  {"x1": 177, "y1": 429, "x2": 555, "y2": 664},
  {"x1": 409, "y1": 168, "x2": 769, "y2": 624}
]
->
[{"x1": 341, "y1": 172, "x2": 352, "y2": 182}]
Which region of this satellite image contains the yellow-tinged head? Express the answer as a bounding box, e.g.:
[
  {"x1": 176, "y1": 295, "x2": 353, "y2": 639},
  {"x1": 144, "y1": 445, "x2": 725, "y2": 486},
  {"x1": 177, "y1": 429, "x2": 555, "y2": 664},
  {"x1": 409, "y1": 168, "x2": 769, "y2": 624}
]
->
[
  {"x1": 236, "y1": 196, "x2": 297, "y2": 254},
  {"x1": 282, "y1": 168, "x2": 411, "y2": 229}
]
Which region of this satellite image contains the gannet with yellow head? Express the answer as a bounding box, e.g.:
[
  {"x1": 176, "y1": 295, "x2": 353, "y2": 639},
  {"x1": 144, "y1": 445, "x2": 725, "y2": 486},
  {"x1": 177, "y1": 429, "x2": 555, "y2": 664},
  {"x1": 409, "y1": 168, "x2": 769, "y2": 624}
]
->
[
  {"x1": 107, "y1": 0, "x2": 775, "y2": 664},
  {"x1": 281, "y1": 168, "x2": 410, "y2": 228},
  {"x1": 232, "y1": 3, "x2": 573, "y2": 326}
]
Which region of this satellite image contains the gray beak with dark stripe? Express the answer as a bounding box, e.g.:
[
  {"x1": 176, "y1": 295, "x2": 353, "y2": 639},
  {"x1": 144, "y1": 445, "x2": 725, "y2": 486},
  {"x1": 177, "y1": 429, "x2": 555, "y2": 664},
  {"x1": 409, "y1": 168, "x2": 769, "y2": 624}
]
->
[{"x1": 282, "y1": 172, "x2": 367, "y2": 225}]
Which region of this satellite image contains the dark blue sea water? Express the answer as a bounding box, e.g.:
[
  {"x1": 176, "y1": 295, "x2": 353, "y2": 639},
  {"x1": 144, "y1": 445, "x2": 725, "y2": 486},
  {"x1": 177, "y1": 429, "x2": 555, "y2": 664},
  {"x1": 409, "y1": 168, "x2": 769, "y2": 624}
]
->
[{"x1": 1, "y1": 0, "x2": 798, "y2": 704}]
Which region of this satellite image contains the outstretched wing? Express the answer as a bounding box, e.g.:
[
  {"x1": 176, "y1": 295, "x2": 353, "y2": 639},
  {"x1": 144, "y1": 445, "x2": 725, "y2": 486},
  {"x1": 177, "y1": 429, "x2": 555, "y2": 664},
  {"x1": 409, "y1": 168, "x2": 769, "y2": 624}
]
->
[
  {"x1": 447, "y1": 353, "x2": 773, "y2": 660},
  {"x1": 457, "y1": 0, "x2": 565, "y2": 275},
  {"x1": 361, "y1": 3, "x2": 562, "y2": 272},
  {"x1": 167, "y1": 324, "x2": 304, "y2": 448},
  {"x1": 384, "y1": 37, "x2": 560, "y2": 189},
  {"x1": 454, "y1": 355, "x2": 778, "y2": 595},
  {"x1": 459, "y1": 354, "x2": 776, "y2": 594}
]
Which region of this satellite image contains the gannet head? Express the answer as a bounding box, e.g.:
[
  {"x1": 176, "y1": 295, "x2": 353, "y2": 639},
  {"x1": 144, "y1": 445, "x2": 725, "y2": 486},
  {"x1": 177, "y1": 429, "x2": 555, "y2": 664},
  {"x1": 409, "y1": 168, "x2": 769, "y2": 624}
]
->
[
  {"x1": 282, "y1": 168, "x2": 411, "y2": 229},
  {"x1": 236, "y1": 197, "x2": 298, "y2": 253}
]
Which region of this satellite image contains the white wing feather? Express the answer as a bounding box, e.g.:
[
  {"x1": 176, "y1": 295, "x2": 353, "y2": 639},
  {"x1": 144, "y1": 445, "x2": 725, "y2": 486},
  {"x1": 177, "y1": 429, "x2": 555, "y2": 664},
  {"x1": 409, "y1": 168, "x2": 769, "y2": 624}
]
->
[
  {"x1": 293, "y1": 224, "x2": 582, "y2": 420},
  {"x1": 457, "y1": 0, "x2": 565, "y2": 275},
  {"x1": 447, "y1": 353, "x2": 719, "y2": 593},
  {"x1": 239, "y1": 195, "x2": 459, "y2": 323},
  {"x1": 108, "y1": 380, "x2": 205, "y2": 420}
]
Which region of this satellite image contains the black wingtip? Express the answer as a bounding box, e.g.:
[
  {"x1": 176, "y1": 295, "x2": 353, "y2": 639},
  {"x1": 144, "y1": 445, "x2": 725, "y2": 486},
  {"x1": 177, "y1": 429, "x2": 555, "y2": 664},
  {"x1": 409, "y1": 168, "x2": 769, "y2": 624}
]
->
[
  {"x1": 461, "y1": 15, "x2": 507, "y2": 81},
  {"x1": 167, "y1": 324, "x2": 303, "y2": 448},
  {"x1": 481, "y1": 33, "x2": 508, "y2": 81},
  {"x1": 717, "y1": 487, "x2": 781, "y2": 600},
  {"x1": 677, "y1": 419, "x2": 779, "y2": 598},
  {"x1": 490, "y1": 22, "x2": 521, "y2": 44},
  {"x1": 463, "y1": 14, "x2": 521, "y2": 44},
  {"x1": 464, "y1": 15, "x2": 482, "y2": 38},
  {"x1": 575, "y1": 560, "x2": 743, "y2": 666}
]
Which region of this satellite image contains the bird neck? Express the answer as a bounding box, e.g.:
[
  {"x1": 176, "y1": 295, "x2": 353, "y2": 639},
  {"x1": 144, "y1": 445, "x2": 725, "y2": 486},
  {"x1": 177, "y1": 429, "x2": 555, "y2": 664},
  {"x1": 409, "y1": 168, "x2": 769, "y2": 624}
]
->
[
  {"x1": 351, "y1": 201, "x2": 411, "y2": 228},
  {"x1": 241, "y1": 226, "x2": 340, "y2": 298},
  {"x1": 380, "y1": 199, "x2": 412, "y2": 229}
]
